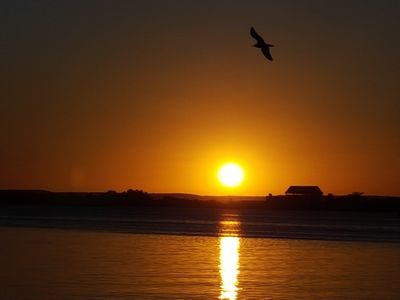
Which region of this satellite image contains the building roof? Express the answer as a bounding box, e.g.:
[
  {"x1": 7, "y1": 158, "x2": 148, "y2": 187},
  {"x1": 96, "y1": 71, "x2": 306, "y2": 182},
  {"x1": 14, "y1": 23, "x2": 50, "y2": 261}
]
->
[{"x1": 285, "y1": 186, "x2": 323, "y2": 195}]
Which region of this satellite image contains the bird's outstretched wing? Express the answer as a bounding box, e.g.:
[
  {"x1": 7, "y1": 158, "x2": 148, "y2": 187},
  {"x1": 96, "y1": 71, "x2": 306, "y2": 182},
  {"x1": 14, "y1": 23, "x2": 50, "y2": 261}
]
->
[
  {"x1": 250, "y1": 27, "x2": 264, "y2": 43},
  {"x1": 261, "y1": 47, "x2": 273, "y2": 61}
]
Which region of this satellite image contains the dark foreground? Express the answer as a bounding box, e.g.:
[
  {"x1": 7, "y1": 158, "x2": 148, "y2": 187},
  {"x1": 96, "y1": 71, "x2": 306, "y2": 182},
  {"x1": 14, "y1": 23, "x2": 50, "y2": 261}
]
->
[
  {"x1": 2, "y1": 190, "x2": 400, "y2": 299},
  {"x1": 1, "y1": 190, "x2": 400, "y2": 243},
  {"x1": 1, "y1": 189, "x2": 400, "y2": 211}
]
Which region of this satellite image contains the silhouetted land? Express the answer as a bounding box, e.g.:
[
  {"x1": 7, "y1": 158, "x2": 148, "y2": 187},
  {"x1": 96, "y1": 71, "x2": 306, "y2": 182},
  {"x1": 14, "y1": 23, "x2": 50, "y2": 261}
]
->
[{"x1": 1, "y1": 189, "x2": 399, "y2": 212}]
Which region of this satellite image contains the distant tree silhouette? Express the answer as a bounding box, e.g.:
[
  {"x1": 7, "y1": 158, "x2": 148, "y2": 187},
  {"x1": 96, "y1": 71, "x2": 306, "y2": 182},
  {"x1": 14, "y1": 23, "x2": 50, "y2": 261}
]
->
[
  {"x1": 326, "y1": 193, "x2": 335, "y2": 200},
  {"x1": 349, "y1": 192, "x2": 364, "y2": 197},
  {"x1": 125, "y1": 189, "x2": 151, "y2": 201}
]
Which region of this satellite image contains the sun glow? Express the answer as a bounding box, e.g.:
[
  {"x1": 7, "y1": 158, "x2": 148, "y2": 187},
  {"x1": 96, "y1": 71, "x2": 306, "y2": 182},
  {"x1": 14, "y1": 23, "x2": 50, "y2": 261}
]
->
[{"x1": 218, "y1": 163, "x2": 244, "y2": 188}]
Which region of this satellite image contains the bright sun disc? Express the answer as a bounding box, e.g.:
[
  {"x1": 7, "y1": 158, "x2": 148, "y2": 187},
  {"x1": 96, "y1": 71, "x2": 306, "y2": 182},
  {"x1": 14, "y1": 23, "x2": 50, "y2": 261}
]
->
[{"x1": 218, "y1": 163, "x2": 244, "y2": 188}]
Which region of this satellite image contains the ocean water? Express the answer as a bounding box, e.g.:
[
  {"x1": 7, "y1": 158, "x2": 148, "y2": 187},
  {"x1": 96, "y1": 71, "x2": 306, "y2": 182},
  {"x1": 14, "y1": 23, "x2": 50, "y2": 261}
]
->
[
  {"x1": 1, "y1": 209, "x2": 400, "y2": 299},
  {"x1": 1, "y1": 207, "x2": 400, "y2": 243}
]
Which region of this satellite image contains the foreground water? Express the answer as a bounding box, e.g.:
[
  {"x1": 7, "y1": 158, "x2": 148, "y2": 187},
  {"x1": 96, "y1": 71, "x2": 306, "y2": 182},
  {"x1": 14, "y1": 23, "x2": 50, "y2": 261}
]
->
[
  {"x1": 1, "y1": 220, "x2": 400, "y2": 299},
  {"x1": 1, "y1": 206, "x2": 400, "y2": 243}
]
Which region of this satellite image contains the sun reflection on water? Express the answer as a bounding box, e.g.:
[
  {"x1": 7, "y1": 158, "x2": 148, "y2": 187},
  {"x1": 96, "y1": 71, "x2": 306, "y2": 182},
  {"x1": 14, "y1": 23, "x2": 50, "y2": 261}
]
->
[{"x1": 219, "y1": 219, "x2": 240, "y2": 300}]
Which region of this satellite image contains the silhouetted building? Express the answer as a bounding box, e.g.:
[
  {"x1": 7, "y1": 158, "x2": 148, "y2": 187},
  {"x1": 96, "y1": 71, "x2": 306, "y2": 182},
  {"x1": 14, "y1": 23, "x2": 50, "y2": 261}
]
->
[{"x1": 285, "y1": 186, "x2": 323, "y2": 197}]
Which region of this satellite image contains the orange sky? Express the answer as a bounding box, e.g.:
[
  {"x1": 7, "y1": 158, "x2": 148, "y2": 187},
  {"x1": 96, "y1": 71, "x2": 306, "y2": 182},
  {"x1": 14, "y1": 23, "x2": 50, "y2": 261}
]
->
[{"x1": 1, "y1": 1, "x2": 399, "y2": 195}]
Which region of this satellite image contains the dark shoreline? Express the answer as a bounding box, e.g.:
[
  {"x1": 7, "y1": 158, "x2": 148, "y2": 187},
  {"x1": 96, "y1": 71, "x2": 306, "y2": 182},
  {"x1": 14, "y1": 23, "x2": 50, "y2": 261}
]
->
[
  {"x1": 1, "y1": 190, "x2": 400, "y2": 244},
  {"x1": 1, "y1": 189, "x2": 400, "y2": 212}
]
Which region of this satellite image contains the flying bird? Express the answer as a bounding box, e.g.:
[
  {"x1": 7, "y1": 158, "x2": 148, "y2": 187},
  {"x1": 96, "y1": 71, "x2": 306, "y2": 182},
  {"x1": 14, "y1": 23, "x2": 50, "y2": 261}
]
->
[{"x1": 250, "y1": 27, "x2": 274, "y2": 61}]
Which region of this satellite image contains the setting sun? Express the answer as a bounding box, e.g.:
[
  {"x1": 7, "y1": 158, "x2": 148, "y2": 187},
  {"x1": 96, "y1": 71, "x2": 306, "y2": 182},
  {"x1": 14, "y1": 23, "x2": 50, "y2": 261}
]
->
[{"x1": 218, "y1": 163, "x2": 245, "y2": 188}]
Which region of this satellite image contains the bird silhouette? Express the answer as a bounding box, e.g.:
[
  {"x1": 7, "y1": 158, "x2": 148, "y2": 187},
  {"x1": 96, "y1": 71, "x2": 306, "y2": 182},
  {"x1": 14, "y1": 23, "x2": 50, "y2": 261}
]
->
[{"x1": 250, "y1": 27, "x2": 274, "y2": 61}]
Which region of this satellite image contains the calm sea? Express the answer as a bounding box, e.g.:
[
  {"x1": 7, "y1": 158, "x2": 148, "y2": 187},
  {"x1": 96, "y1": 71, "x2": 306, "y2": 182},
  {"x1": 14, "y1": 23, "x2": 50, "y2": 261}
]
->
[{"x1": 1, "y1": 207, "x2": 400, "y2": 299}]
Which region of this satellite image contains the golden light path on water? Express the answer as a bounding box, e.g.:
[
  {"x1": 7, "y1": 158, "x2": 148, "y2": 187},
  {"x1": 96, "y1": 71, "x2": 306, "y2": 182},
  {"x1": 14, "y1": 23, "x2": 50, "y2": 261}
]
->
[{"x1": 219, "y1": 219, "x2": 241, "y2": 300}]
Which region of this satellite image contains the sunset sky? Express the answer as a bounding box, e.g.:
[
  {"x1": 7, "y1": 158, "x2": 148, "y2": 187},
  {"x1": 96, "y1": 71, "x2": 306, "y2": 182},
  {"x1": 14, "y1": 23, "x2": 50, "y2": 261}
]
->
[{"x1": 1, "y1": 1, "x2": 399, "y2": 196}]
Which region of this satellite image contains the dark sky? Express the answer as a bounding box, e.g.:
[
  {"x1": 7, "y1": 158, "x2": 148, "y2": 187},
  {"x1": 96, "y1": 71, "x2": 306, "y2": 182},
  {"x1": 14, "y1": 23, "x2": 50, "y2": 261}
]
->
[{"x1": 1, "y1": 1, "x2": 399, "y2": 195}]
